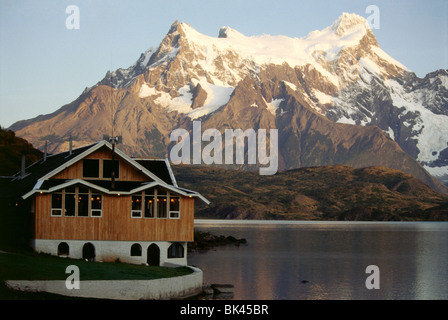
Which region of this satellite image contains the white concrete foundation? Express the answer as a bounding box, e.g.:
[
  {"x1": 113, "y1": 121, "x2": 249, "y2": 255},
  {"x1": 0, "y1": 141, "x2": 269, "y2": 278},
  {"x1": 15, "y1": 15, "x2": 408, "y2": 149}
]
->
[{"x1": 32, "y1": 239, "x2": 188, "y2": 266}]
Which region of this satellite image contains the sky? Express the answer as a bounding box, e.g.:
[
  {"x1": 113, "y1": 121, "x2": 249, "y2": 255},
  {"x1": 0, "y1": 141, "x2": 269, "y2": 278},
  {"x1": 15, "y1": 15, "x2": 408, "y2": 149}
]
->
[{"x1": 0, "y1": 0, "x2": 447, "y2": 128}]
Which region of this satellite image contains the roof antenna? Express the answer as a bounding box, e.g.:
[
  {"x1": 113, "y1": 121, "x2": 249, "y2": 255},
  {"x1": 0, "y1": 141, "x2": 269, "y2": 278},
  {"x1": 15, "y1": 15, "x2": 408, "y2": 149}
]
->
[
  {"x1": 107, "y1": 55, "x2": 122, "y2": 191},
  {"x1": 44, "y1": 140, "x2": 47, "y2": 162},
  {"x1": 109, "y1": 136, "x2": 122, "y2": 191},
  {"x1": 20, "y1": 153, "x2": 26, "y2": 178}
]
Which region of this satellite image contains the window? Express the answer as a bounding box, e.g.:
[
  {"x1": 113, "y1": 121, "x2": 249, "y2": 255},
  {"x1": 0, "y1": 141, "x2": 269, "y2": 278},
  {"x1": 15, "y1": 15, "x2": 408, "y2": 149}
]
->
[
  {"x1": 168, "y1": 243, "x2": 184, "y2": 258},
  {"x1": 51, "y1": 192, "x2": 63, "y2": 216},
  {"x1": 77, "y1": 187, "x2": 89, "y2": 217},
  {"x1": 144, "y1": 189, "x2": 155, "y2": 218},
  {"x1": 91, "y1": 192, "x2": 102, "y2": 217},
  {"x1": 83, "y1": 159, "x2": 100, "y2": 178},
  {"x1": 131, "y1": 195, "x2": 143, "y2": 218},
  {"x1": 52, "y1": 187, "x2": 104, "y2": 218},
  {"x1": 169, "y1": 195, "x2": 180, "y2": 219},
  {"x1": 132, "y1": 189, "x2": 180, "y2": 219},
  {"x1": 157, "y1": 190, "x2": 167, "y2": 218},
  {"x1": 65, "y1": 187, "x2": 76, "y2": 216},
  {"x1": 130, "y1": 243, "x2": 142, "y2": 256},
  {"x1": 103, "y1": 159, "x2": 119, "y2": 179},
  {"x1": 57, "y1": 242, "x2": 69, "y2": 256}
]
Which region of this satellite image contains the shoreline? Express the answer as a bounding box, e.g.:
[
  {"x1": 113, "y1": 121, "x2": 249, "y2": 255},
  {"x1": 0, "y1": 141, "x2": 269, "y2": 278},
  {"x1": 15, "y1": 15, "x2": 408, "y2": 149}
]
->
[{"x1": 194, "y1": 218, "x2": 448, "y2": 225}]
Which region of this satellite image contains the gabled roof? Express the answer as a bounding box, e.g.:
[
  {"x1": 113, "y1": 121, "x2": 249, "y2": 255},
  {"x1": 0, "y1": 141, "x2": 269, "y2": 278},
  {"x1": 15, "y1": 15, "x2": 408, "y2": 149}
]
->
[
  {"x1": 134, "y1": 158, "x2": 178, "y2": 187},
  {"x1": 3, "y1": 142, "x2": 95, "y2": 200},
  {"x1": 36, "y1": 140, "x2": 163, "y2": 183},
  {"x1": 5, "y1": 140, "x2": 209, "y2": 205}
]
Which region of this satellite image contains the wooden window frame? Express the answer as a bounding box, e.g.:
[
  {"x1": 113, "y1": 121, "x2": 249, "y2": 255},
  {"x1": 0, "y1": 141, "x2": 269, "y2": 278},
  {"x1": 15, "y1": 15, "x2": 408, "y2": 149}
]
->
[
  {"x1": 168, "y1": 194, "x2": 181, "y2": 219},
  {"x1": 144, "y1": 190, "x2": 156, "y2": 219},
  {"x1": 51, "y1": 192, "x2": 63, "y2": 216},
  {"x1": 131, "y1": 194, "x2": 143, "y2": 218},
  {"x1": 130, "y1": 189, "x2": 182, "y2": 219},
  {"x1": 51, "y1": 187, "x2": 103, "y2": 218},
  {"x1": 91, "y1": 192, "x2": 102, "y2": 217}
]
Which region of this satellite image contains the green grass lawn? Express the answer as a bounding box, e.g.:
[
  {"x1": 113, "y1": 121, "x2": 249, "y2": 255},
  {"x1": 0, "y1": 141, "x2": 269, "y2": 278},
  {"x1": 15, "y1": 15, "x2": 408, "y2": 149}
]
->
[
  {"x1": 0, "y1": 250, "x2": 194, "y2": 299},
  {"x1": 0, "y1": 250, "x2": 193, "y2": 281}
]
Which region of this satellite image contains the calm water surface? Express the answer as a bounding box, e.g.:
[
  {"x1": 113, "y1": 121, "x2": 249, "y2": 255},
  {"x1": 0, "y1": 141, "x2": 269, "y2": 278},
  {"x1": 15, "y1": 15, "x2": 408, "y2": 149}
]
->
[{"x1": 188, "y1": 220, "x2": 448, "y2": 300}]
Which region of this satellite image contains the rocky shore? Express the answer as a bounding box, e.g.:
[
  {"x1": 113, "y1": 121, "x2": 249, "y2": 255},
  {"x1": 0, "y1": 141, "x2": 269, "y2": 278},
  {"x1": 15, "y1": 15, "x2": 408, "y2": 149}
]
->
[{"x1": 188, "y1": 230, "x2": 247, "y2": 253}]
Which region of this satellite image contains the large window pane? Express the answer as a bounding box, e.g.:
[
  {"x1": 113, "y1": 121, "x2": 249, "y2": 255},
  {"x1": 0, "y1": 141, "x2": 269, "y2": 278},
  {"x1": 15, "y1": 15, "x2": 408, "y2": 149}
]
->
[
  {"x1": 132, "y1": 195, "x2": 142, "y2": 218},
  {"x1": 51, "y1": 192, "x2": 62, "y2": 216},
  {"x1": 103, "y1": 159, "x2": 119, "y2": 179},
  {"x1": 65, "y1": 190, "x2": 76, "y2": 217},
  {"x1": 77, "y1": 193, "x2": 89, "y2": 217},
  {"x1": 144, "y1": 196, "x2": 155, "y2": 218},
  {"x1": 169, "y1": 195, "x2": 180, "y2": 218},
  {"x1": 91, "y1": 193, "x2": 102, "y2": 217},
  {"x1": 157, "y1": 195, "x2": 167, "y2": 218},
  {"x1": 83, "y1": 159, "x2": 99, "y2": 178}
]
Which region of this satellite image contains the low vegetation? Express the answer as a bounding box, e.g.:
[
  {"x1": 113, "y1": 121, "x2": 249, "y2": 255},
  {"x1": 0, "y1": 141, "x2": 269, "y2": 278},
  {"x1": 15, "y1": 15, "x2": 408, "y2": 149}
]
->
[{"x1": 0, "y1": 127, "x2": 43, "y2": 176}]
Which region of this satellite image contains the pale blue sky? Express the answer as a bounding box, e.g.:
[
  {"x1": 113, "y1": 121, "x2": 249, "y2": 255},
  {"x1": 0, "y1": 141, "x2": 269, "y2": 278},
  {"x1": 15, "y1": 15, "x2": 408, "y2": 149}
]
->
[{"x1": 1, "y1": 0, "x2": 447, "y2": 128}]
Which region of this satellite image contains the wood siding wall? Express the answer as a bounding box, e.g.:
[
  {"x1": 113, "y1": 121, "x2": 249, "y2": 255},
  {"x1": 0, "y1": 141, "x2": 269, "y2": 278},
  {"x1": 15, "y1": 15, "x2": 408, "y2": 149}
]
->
[
  {"x1": 52, "y1": 148, "x2": 149, "y2": 182},
  {"x1": 35, "y1": 194, "x2": 194, "y2": 242}
]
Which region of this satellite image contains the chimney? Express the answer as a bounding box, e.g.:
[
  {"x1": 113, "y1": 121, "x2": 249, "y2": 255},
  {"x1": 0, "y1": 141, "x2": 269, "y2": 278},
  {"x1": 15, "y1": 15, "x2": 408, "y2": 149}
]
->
[{"x1": 21, "y1": 154, "x2": 26, "y2": 178}]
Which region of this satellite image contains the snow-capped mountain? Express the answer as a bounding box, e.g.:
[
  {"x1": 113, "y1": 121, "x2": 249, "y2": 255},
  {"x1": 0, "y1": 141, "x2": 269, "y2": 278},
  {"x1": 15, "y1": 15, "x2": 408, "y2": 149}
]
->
[{"x1": 10, "y1": 13, "x2": 448, "y2": 191}]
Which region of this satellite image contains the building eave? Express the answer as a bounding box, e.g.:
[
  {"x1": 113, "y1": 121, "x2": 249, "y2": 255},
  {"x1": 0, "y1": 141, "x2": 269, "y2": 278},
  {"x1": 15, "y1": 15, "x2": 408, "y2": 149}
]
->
[{"x1": 23, "y1": 178, "x2": 210, "y2": 205}]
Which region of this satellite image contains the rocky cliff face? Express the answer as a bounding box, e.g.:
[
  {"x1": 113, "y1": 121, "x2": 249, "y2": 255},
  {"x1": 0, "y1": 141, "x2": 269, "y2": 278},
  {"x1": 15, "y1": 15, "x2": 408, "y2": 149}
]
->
[{"x1": 9, "y1": 13, "x2": 448, "y2": 192}]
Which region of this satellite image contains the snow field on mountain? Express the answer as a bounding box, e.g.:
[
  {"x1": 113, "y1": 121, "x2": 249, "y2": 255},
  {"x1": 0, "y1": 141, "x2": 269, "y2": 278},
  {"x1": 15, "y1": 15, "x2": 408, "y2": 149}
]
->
[
  {"x1": 386, "y1": 79, "x2": 448, "y2": 168},
  {"x1": 138, "y1": 79, "x2": 234, "y2": 120},
  {"x1": 177, "y1": 14, "x2": 380, "y2": 88}
]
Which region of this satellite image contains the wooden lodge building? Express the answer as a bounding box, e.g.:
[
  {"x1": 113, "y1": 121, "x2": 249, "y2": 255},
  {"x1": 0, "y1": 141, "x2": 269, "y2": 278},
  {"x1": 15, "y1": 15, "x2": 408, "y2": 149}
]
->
[{"x1": 5, "y1": 140, "x2": 209, "y2": 266}]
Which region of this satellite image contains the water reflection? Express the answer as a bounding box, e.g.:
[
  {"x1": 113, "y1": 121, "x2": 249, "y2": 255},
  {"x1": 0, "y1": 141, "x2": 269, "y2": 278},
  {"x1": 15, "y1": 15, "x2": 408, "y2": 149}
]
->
[{"x1": 188, "y1": 221, "x2": 448, "y2": 300}]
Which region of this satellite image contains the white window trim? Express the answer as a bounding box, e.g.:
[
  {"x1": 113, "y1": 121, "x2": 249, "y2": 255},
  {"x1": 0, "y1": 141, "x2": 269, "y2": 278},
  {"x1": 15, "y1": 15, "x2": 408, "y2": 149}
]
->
[
  {"x1": 51, "y1": 191, "x2": 63, "y2": 217},
  {"x1": 130, "y1": 189, "x2": 182, "y2": 219},
  {"x1": 91, "y1": 209, "x2": 103, "y2": 217},
  {"x1": 131, "y1": 210, "x2": 142, "y2": 218},
  {"x1": 168, "y1": 193, "x2": 181, "y2": 219},
  {"x1": 90, "y1": 192, "x2": 102, "y2": 217},
  {"x1": 51, "y1": 188, "x2": 103, "y2": 218},
  {"x1": 131, "y1": 194, "x2": 143, "y2": 218}
]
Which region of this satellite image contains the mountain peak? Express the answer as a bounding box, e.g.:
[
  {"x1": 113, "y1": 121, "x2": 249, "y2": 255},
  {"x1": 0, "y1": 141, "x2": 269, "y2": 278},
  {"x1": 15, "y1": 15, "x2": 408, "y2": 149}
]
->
[
  {"x1": 168, "y1": 20, "x2": 190, "y2": 36},
  {"x1": 218, "y1": 26, "x2": 245, "y2": 39},
  {"x1": 330, "y1": 12, "x2": 370, "y2": 37}
]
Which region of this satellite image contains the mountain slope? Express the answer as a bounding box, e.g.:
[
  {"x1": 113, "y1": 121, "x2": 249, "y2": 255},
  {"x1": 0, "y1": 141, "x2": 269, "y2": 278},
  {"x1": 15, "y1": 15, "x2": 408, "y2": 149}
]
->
[
  {"x1": 9, "y1": 13, "x2": 448, "y2": 192},
  {"x1": 172, "y1": 164, "x2": 448, "y2": 221}
]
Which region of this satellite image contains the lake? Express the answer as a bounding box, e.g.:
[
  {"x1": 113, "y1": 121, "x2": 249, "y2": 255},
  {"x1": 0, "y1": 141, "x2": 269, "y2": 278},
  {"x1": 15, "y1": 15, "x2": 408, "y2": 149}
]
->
[{"x1": 188, "y1": 220, "x2": 448, "y2": 300}]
